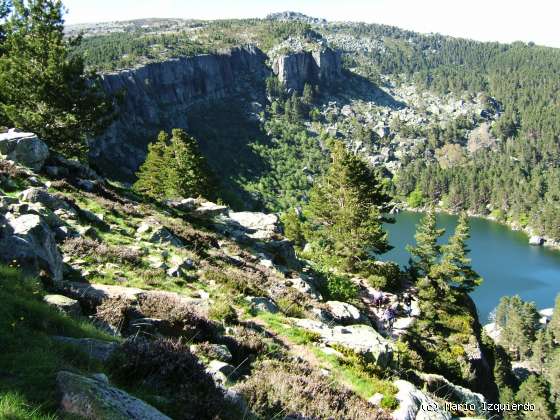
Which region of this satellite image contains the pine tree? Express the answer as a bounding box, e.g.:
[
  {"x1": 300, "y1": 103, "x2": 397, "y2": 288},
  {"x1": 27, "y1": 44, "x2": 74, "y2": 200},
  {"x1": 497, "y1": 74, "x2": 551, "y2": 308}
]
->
[
  {"x1": 406, "y1": 209, "x2": 444, "y2": 279},
  {"x1": 531, "y1": 329, "x2": 554, "y2": 374},
  {"x1": 164, "y1": 128, "x2": 212, "y2": 199},
  {"x1": 438, "y1": 213, "x2": 483, "y2": 293},
  {"x1": 516, "y1": 375, "x2": 554, "y2": 420},
  {"x1": 306, "y1": 141, "x2": 392, "y2": 272},
  {"x1": 133, "y1": 131, "x2": 169, "y2": 199},
  {"x1": 302, "y1": 83, "x2": 315, "y2": 105},
  {"x1": 0, "y1": 0, "x2": 113, "y2": 156},
  {"x1": 549, "y1": 294, "x2": 560, "y2": 343}
]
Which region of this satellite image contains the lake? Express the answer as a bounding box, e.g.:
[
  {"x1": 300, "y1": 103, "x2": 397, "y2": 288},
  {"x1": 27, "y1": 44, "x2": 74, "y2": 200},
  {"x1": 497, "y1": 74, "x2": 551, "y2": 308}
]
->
[{"x1": 382, "y1": 211, "x2": 560, "y2": 323}]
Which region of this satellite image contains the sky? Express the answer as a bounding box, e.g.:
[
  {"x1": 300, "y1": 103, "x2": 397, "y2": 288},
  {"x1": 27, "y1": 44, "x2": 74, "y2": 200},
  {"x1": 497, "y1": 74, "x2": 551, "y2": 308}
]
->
[{"x1": 62, "y1": 0, "x2": 560, "y2": 48}]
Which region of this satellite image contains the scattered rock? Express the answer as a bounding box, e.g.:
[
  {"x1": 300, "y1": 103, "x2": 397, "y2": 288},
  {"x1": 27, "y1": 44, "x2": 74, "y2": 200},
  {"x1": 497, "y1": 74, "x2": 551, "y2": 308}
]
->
[
  {"x1": 0, "y1": 213, "x2": 63, "y2": 281},
  {"x1": 166, "y1": 197, "x2": 197, "y2": 211},
  {"x1": 418, "y1": 372, "x2": 488, "y2": 417},
  {"x1": 246, "y1": 296, "x2": 279, "y2": 314},
  {"x1": 393, "y1": 380, "x2": 452, "y2": 420},
  {"x1": 294, "y1": 319, "x2": 393, "y2": 367},
  {"x1": 147, "y1": 227, "x2": 183, "y2": 247},
  {"x1": 190, "y1": 343, "x2": 233, "y2": 363},
  {"x1": 19, "y1": 187, "x2": 75, "y2": 214},
  {"x1": 0, "y1": 130, "x2": 49, "y2": 171},
  {"x1": 288, "y1": 275, "x2": 322, "y2": 300},
  {"x1": 56, "y1": 370, "x2": 171, "y2": 419},
  {"x1": 529, "y1": 235, "x2": 544, "y2": 246},
  {"x1": 326, "y1": 301, "x2": 366, "y2": 325},
  {"x1": 44, "y1": 294, "x2": 82, "y2": 316},
  {"x1": 190, "y1": 201, "x2": 228, "y2": 219},
  {"x1": 368, "y1": 393, "x2": 384, "y2": 406},
  {"x1": 52, "y1": 336, "x2": 119, "y2": 362},
  {"x1": 206, "y1": 360, "x2": 236, "y2": 384},
  {"x1": 226, "y1": 211, "x2": 280, "y2": 240}
]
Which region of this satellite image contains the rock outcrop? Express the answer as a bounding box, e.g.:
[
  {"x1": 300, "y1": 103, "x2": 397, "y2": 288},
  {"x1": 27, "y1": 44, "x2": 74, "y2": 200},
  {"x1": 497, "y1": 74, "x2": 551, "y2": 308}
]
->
[
  {"x1": 272, "y1": 47, "x2": 342, "y2": 91},
  {"x1": 56, "y1": 370, "x2": 171, "y2": 419},
  {"x1": 0, "y1": 130, "x2": 49, "y2": 171},
  {"x1": 295, "y1": 319, "x2": 393, "y2": 367},
  {"x1": 392, "y1": 380, "x2": 451, "y2": 420},
  {"x1": 0, "y1": 212, "x2": 63, "y2": 281},
  {"x1": 90, "y1": 46, "x2": 269, "y2": 181}
]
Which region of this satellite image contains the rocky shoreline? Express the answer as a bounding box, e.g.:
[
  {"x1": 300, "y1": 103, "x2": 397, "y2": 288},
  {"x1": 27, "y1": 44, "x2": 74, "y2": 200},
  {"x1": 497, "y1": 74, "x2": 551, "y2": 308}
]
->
[{"x1": 396, "y1": 203, "x2": 560, "y2": 251}]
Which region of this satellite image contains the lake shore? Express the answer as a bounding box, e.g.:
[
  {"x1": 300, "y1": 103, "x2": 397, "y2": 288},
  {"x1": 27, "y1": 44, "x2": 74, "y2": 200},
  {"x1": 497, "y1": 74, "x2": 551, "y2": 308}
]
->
[{"x1": 395, "y1": 203, "x2": 560, "y2": 252}]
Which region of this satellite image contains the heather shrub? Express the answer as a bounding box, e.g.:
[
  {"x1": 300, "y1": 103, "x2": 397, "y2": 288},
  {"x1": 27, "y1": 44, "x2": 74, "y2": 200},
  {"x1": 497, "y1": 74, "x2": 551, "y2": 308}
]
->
[
  {"x1": 110, "y1": 337, "x2": 236, "y2": 419},
  {"x1": 236, "y1": 359, "x2": 389, "y2": 419},
  {"x1": 62, "y1": 237, "x2": 143, "y2": 265},
  {"x1": 208, "y1": 296, "x2": 238, "y2": 324}
]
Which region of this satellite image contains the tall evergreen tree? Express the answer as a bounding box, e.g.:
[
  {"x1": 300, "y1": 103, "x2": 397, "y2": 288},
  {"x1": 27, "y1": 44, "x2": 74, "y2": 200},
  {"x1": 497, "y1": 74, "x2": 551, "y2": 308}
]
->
[
  {"x1": 133, "y1": 131, "x2": 169, "y2": 199},
  {"x1": 0, "y1": 0, "x2": 113, "y2": 156},
  {"x1": 549, "y1": 294, "x2": 560, "y2": 343},
  {"x1": 437, "y1": 213, "x2": 482, "y2": 293},
  {"x1": 406, "y1": 209, "x2": 444, "y2": 279},
  {"x1": 164, "y1": 128, "x2": 212, "y2": 199},
  {"x1": 306, "y1": 141, "x2": 392, "y2": 272}
]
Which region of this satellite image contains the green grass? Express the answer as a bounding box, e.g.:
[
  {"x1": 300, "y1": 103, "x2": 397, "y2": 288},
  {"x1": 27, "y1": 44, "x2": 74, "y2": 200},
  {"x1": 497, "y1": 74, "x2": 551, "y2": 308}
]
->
[
  {"x1": 257, "y1": 312, "x2": 321, "y2": 345},
  {"x1": 0, "y1": 266, "x2": 118, "y2": 418},
  {"x1": 313, "y1": 348, "x2": 398, "y2": 409}
]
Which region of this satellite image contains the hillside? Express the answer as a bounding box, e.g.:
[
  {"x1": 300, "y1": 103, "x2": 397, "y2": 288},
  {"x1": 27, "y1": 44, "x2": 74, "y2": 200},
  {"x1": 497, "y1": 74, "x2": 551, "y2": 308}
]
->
[
  {"x1": 1, "y1": 6, "x2": 560, "y2": 420},
  {"x1": 71, "y1": 13, "x2": 560, "y2": 246}
]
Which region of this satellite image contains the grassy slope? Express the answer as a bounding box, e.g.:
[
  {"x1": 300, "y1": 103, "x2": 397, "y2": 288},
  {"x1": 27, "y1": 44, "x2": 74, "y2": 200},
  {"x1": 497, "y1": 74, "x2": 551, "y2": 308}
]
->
[{"x1": 0, "y1": 266, "x2": 117, "y2": 419}]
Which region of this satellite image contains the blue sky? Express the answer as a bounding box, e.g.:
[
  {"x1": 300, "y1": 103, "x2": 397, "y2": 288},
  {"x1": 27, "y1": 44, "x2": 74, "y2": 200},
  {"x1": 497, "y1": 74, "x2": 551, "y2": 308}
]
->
[{"x1": 63, "y1": 0, "x2": 560, "y2": 48}]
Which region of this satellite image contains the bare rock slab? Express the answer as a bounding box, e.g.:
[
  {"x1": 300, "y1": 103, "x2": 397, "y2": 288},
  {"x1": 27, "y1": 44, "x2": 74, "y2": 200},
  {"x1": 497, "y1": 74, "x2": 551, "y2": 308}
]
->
[{"x1": 57, "y1": 370, "x2": 170, "y2": 419}]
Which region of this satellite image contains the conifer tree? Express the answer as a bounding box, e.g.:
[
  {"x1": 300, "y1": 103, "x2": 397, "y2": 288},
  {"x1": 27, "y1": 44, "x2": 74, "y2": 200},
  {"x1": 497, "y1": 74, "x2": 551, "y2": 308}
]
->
[
  {"x1": 0, "y1": 0, "x2": 112, "y2": 156},
  {"x1": 164, "y1": 128, "x2": 212, "y2": 199},
  {"x1": 531, "y1": 329, "x2": 554, "y2": 374},
  {"x1": 437, "y1": 213, "x2": 482, "y2": 293},
  {"x1": 406, "y1": 209, "x2": 444, "y2": 279},
  {"x1": 133, "y1": 131, "x2": 169, "y2": 199},
  {"x1": 549, "y1": 294, "x2": 560, "y2": 343},
  {"x1": 306, "y1": 141, "x2": 392, "y2": 272}
]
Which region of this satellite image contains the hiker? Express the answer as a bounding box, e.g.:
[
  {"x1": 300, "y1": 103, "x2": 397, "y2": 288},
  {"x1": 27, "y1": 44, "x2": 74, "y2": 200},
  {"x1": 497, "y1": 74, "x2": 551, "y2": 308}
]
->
[
  {"x1": 383, "y1": 307, "x2": 396, "y2": 331},
  {"x1": 403, "y1": 293, "x2": 414, "y2": 316},
  {"x1": 372, "y1": 290, "x2": 384, "y2": 309}
]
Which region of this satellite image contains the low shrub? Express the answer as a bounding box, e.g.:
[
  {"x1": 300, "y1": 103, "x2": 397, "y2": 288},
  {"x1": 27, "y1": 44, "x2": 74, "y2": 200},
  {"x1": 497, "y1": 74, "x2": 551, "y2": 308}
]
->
[
  {"x1": 110, "y1": 337, "x2": 235, "y2": 419},
  {"x1": 208, "y1": 296, "x2": 238, "y2": 324},
  {"x1": 236, "y1": 359, "x2": 389, "y2": 419},
  {"x1": 323, "y1": 273, "x2": 358, "y2": 302},
  {"x1": 62, "y1": 237, "x2": 142, "y2": 265}
]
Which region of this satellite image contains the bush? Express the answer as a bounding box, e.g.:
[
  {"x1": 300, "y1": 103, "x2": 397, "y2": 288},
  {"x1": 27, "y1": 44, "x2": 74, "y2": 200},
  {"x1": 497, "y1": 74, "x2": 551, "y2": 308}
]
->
[
  {"x1": 407, "y1": 187, "x2": 424, "y2": 208},
  {"x1": 323, "y1": 273, "x2": 358, "y2": 302},
  {"x1": 276, "y1": 296, "x2": 306, "y2": 318},
  {"x1": 366, "y1": 261, "x2": 401, "y2": 292},
  {"x1": 62, "y1": 237, "x2": 142, "y2": 265},
  {"x1": 208, "y1": 297, "x2": 238, "y2": 324},
  {"x1": 236, "y1": 359, "x2": 389, "y2": 419},
  {"x1": 110, "y1": 337, "x2": 235, "y2": 419}
]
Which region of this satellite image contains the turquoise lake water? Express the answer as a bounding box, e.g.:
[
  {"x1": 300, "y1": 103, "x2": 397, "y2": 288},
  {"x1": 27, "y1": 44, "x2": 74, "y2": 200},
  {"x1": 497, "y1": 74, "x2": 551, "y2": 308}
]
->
[{"x1": 382, "y1": 212, "x2": 560, "y2": 322}]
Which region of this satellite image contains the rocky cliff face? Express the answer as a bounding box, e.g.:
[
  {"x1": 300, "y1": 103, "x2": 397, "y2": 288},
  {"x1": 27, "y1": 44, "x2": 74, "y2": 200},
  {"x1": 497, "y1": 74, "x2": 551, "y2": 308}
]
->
[
  {"x1": 89, "y1": 46, "x2": 269, "y2": 181},
  {"x1": 272, "y1": 47, "x2": 342, "y2": 91}
]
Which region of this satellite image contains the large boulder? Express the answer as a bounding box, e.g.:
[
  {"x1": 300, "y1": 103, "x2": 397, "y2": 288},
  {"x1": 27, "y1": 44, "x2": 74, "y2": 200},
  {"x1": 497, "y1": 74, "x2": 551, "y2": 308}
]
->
[
  {"x1": 0, "y1": 130, "x2": 49, "y2": 171},
  {"x1": 392, "y1": 380, "x2": 451, "y2": 420},
  {"x1": 44, "y1": 294, "x2": 82, "y2": 316},
  {"x1": 0, "y1": 213, "x2": 63, "y2": 281},
  {"x1": 52, "y1": 336, "x2": 119, "y2": 362},
  {"x1": 56, "y1": 370, "x2": 171, "y2": 419},
  {"x1": 326, "y1": 301, "x2": 367, "y2": 325},
  {"x1": 529, "y1": 235, "x2": 544, "y2": 246},
  {"x1": 226, "y1": 211, "x2": 280, "y2": 240},
  {"x1": 19, "y1": 187, "x2": 75, "y2": 214},
  {"x1": 295, "y1": 319, "x2": 393, "y2": 367},
  {"x1": 418, "y1": 372, "x2": 488, "y2": 417}
]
